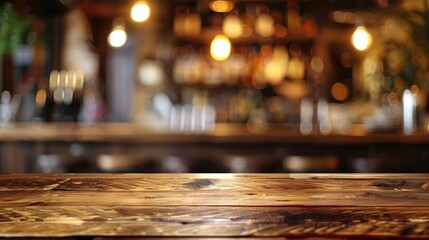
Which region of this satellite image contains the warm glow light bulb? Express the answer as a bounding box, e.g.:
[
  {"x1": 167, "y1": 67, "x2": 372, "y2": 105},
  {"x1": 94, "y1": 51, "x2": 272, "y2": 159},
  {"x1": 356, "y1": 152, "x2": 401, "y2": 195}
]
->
[
  {"x1": 131, "y1": 1, "x2": 150, "y2": 22},
  {"x1": 351, "y1": 26, "x2": 372, "y2": 51},
  {"x1": 209, "y1": 0, "x2": 234, "y2": 13},
  {"x1": 108, "y1": 26, "x2": 127, "y2": 48},
  {"x1": 222, "y1": 15, "x2": 242, "y2": 38},
  {"x1": 210, "y1": 34, "x2": 231, "y2": 61}
]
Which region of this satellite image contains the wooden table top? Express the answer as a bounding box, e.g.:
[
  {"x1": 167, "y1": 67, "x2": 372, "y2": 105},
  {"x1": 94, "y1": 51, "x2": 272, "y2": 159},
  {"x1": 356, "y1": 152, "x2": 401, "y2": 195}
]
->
[{"x1": 0, "y1": 173, "x2": 429, "y2": 239}]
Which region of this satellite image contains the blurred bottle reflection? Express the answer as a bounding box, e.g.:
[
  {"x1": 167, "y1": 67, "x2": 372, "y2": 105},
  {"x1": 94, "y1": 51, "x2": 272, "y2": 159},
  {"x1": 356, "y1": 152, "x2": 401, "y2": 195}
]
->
[
  {"x1": 169, "y1": 103, "x2": 215, "y2": 133},
  {"x1": 317, "y1": 98, "x2": 331, "y2": 135},
  {"x1": 0, "y1": 91, "x2": 20, "y2": 126},
  {"x1": 402, "y1": 89, "x2": 416, "y2": 135},
  {"x1": 299, "y1": 97, "x2": 313, "y2": 135}
]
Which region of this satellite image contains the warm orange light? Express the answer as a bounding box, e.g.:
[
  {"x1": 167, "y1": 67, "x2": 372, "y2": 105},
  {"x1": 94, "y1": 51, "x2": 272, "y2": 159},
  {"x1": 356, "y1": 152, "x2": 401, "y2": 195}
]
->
[
  {"x1": 222, "y1": 15, "x2": 242, "y2": 38},
  {"x1": 255, "y1": 14, "x2": 274, "y2": 37},
  {"x1": 131, "y1": 1, "x2": 150, "y2": 22},
  {"x1": 209, "y1": 0, "x2": 234, "y2": 13},
  {"x1": 108, "y1": 25, "x2": 127, "y2": 48},
  {"x1": 35, "y1": 89, "x2": 47, "y2": 107},
  {"x1": 210, "y1": 34, "x2": 232, "y2": 61},
  {"x1": 351, "y1": 26, "x2": 372, "y2": 51},
  {"x1": 331, "y1": 82, "x2": 349, "y2": 101}
]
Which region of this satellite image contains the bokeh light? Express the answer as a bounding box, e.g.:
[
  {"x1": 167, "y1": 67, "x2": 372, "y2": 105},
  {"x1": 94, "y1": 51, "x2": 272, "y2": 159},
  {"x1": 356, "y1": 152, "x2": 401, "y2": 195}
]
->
[
  {"x1": 209, "y1": 0, "x2": 234, "y2": 13},
  {"x1": 108, "y1": 25, "x2": 127, "y2": 48},
  {"x1": 351, "y1": 26, "x2": 372, "y2": 51},
  {"x1": 331, "y1": 82, "x2": 349, "y2": 101},
  {"x1": 223, "y1": 15, "x2": 243, "y2": 38},
  {"x1": 210, "y1": 34, "x2": 232, "y2": 61},
  {"x1": 131, "y1": 1, "x2": 150, "y2": 22}
]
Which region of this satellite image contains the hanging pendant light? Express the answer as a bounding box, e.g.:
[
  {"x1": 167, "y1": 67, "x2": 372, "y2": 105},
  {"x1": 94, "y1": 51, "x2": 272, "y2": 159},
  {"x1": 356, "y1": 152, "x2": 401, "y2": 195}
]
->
[
  {"x1": 209, "y1": 0, "x2": 234, "y2": 13},
  {"x1": 210, "y1": 34, "x2": 232, "y2": 61},
  {"x1": 351, "y1": 25, "x2": 372, "y2": 51},
  {"x1": 131, "y1": 1, "x2": 150, "y2": 22},
  {"x1": 108, "y1": 19, "x2": 127, "y2": 48}
]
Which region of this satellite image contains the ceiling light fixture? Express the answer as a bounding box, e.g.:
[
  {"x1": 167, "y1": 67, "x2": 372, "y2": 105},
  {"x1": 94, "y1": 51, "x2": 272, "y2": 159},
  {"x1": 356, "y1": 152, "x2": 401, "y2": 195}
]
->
[
  {"x1": 210, "y1": 34, "x2": 232, "y2": 61},
  {"x1": 108, "y1": 19, "x2": 127, "y2": 48},
  {"x1": 209, "y1": 0, "x2": 234, "y2": 13},
  {"x1": 131, "y1": 1, "x2": 150, "y2": 22},
  {"x1": 351, "y1": 25, "x2": 372, "y2": 51}
]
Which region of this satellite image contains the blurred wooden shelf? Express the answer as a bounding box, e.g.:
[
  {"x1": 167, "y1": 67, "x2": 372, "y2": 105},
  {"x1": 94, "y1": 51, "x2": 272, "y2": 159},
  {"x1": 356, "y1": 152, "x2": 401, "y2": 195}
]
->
[
  {"x1": 175, "y1": 27, "x2": 315, "y2": 45},
  {"x1": 0, "y1": 122, "x2": 428, "y2": 144}
]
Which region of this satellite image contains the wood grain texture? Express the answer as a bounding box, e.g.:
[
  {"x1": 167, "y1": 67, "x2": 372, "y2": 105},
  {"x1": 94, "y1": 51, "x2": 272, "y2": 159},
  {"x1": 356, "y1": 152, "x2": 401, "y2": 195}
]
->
[
  {"x1": 1, "y1": 206, "x2": 428, "y2": 238},
  {"x1": 1, "y1": 174, "x2": 428, "y2": 207},
  {"x1": 0, "y1": 174, "x2": 428, "y2": 239},
  {"x1": 95, "y1": 238, "x2": 337, "y2": 240}
]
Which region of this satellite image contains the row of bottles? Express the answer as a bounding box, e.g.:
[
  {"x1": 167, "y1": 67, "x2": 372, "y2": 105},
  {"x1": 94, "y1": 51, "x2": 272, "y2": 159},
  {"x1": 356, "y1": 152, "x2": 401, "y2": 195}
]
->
[
  {"x1": 176, "y1": 86, "x2": 301, "y2": 132},
  {"x1": 173, "y1": 43, "x2": 312, "y2": 88},
  {"x1": 173, "y1": 0, "x2": 317, "y2": 39},
  {"x1": 168, "y1": 1, "x2": 321, "y2": 131}
]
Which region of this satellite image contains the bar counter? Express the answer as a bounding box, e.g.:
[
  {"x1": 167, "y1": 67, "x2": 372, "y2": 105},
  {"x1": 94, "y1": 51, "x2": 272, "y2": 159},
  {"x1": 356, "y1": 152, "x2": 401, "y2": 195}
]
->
[
  {"x1": 1, "y1": 122, "x2": 429, "y2": 144},
  {"x1": 1, "y1": 123, "x2": 429, "y2": 173},
  {"x1": 0, "y1": 173, "x2": 428, "y2": 239}
]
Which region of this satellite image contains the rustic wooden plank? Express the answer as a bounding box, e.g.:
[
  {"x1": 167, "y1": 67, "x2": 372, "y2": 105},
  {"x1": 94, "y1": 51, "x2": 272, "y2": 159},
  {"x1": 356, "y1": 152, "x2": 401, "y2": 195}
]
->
[
  {"x1": 0, "y1": 238, "x2": 82, "y2": 240},
  {"x1": 1, "y1": 189, "x2": 429, "y2": 207},
  {"x1": 94, "y1": 238, "x2": 310, "y2": 240},
  {"x1": 1, "y1": 174, "x2": 428, "y2": 207},
  {"x1": 2, "y1": 173, "x2": 429, "y2": 180},
  {"x1": 285, "y1": 173, "x2": 429, "y2": 180},
  {"x1": 1, "y1": 174, "x2": 428, "y2": 239},
  {"x1": 1, "y1": 174, "x2": 429, "y2": 191},
  {"x1": 0, "y1": 206, "x2": 428, "y2": 238},
  {"x1": 95, "y1": 238, "x2": 335, "y2": 240},
  {"x1": 95, "y1": 238, "x2": 336, "y2": 240}
]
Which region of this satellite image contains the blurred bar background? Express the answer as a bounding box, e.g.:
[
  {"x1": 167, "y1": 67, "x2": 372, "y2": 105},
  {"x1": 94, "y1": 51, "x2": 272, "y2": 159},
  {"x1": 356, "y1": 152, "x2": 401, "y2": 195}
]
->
[{"x1": 1, "y1": 0, "x2": 429, "y2": 173}]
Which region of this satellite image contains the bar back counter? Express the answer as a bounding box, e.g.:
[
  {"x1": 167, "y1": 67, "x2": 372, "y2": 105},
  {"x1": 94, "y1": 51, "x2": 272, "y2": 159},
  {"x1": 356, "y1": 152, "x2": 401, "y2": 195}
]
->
[{"x1": 1, "y1": 123, "x2": 429, "y2": 173}]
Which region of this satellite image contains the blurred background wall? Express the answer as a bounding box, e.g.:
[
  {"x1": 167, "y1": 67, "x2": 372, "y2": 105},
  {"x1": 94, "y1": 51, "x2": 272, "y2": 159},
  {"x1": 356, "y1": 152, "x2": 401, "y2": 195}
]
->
[{"x1": 1, "y1": 0, "x2": 429, "y2": 173}]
